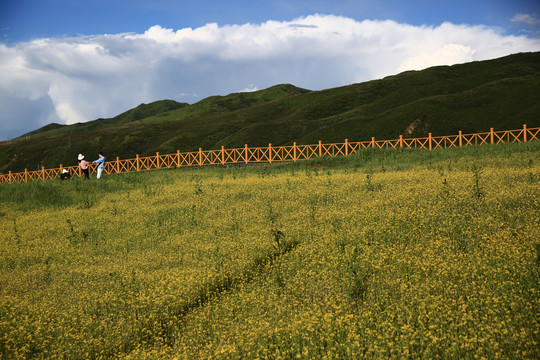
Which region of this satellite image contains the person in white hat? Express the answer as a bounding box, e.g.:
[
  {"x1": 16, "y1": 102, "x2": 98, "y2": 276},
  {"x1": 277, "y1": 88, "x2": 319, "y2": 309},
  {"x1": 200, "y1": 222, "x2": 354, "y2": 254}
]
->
[
  {"x1": 78, "y1": 154, "x2": 90, "y2": 179},
  {"x1": 60, "y1": 168, "x2": 71, "y2": 180}
]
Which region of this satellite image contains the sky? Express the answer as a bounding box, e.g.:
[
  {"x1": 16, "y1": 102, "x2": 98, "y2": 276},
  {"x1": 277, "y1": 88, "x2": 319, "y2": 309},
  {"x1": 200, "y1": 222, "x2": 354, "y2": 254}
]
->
[{"x1": 1, "y1": 0, "x2": 540, "y2": 140}]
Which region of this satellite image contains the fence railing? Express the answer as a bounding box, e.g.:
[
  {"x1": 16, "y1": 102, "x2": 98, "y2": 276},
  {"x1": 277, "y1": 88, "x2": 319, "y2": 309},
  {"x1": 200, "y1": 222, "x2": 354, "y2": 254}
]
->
[{"x1": 1, "y1": 124, "x2": 538, "y2": 184}]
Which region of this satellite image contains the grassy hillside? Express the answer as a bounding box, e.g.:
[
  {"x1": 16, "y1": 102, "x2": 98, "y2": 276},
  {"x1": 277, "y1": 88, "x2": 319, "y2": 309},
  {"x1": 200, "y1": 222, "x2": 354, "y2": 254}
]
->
[
  {"x1": 1, "y1": 52, "x2": 540, "y2": 173},
  {"x1": 22, "y1": 99, "x2": 189, "y2": 140},
  {"x1": 1, "y1": 142, "x2": 538, "y2": 359}
]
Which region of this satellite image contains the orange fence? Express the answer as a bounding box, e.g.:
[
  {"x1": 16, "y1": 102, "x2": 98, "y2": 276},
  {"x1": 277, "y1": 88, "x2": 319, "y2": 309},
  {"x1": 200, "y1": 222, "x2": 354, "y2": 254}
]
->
[{"x1": 1, "y1": 124, "x2": 538, "y2": 184}]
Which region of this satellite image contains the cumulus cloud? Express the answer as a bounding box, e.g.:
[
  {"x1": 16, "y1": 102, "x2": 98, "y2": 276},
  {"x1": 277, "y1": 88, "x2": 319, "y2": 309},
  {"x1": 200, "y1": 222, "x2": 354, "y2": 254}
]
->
[{"x1": 1, "y1": 14, "x2": 540, "y2": 139}]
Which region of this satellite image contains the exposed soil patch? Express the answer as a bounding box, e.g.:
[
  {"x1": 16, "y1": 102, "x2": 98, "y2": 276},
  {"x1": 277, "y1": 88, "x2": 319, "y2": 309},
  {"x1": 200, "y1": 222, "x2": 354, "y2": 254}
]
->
[{"x1": 404, "y1": 118, "x2": 429, "y2": 137}]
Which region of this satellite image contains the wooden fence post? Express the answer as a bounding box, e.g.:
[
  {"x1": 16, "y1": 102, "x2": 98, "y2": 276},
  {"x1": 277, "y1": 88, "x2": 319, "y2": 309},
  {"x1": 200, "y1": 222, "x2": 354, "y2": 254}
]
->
[
  {"x1": 156, "y1": 152, "x2": 160, "y2": 169},
  {"x1": 293, "y1": 142, "x2": 297, "y2": 161},
  {"x1": 490, "y1": 128, "x2": 494, "y2": 145},
  {"x1": 268, "y1": 143, "x2": 272, "y2": 163},
  {"x1": 25, "y1": 169, "x2": 28, "y2": 183},
  {"x1": 459, "y1": 131, "x2": 462, "y2": 147},
  {"x1": 198, "y1": 148, "x2": 202, "y2": 165},
  {"x1": 428, "y1": 133, "x2": 432, "y2": 150},
  {"x1": 136, "y1": 154, "x2": 140, "y2": 172},
  {"x1": 221, "y1": 146, "x2": 225, "y2": 165},
  {"x1": 244, "y1": 144, "x2": 248, "y2": 164},
  {"x1": 345, "y1": 139, "x2": 349, "y2": 156},
  {"x1": 523, "y1": 124, "x2": 527, "y2": 142},
  {"x1": 371, "y1": 137, "x2": 375, "y2": 148},
  {"x1": 116, "y1": 157, "x2": 120, "y2": 173},
  {"x1": 399, "y1": 135, "x2": 403, "y2": 148},
  {"x1": 318, "y1": 140, "x2": 322, "y2": 157},
  {"x1": 41, "y1": 166, "x2": 45, "y2": 181},
  {"x1": 8, "y1": 171, "x2": 12, "y2": 184}
]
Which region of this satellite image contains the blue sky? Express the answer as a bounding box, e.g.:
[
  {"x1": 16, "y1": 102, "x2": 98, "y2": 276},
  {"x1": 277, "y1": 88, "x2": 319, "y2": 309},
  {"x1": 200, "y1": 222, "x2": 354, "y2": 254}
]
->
[
  {"x1": 2, "y1": 0, "x2": 540, "y2": 42},
  {"x1": 1, "y1": 0, "x2": 540, "y2": 139}
]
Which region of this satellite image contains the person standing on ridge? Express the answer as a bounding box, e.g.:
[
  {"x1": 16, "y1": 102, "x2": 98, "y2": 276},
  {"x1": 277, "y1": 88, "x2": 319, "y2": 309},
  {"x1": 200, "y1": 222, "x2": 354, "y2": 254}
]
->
[
  {"x1": 92, "y1": 152, "x2": 106, "y2": 179},
  {"x1": 78, "y1": 154, "x2": 90, "y2": 180}
]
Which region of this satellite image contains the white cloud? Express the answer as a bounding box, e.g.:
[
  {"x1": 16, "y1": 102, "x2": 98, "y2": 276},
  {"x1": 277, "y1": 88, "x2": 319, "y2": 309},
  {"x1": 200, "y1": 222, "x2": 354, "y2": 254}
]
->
[
  {"x1": 398, "y1": 43, "x2": 477, "y2": 72},
  {"x1": 1, "y1": 14, "x2": 540, "y2": 139},
  {"x1": 241, "y1": 85, "x2": 259, "y2": 92},
  {"x1": 511, "y1": 13, "x2": 540, "y2": 25}
]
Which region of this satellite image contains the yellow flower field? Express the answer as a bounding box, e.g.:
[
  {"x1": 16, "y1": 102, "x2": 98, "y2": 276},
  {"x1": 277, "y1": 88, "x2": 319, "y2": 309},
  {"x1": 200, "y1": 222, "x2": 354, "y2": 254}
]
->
[{"x1": 0, "y1": 142, "x2": 539, "y2": 359}]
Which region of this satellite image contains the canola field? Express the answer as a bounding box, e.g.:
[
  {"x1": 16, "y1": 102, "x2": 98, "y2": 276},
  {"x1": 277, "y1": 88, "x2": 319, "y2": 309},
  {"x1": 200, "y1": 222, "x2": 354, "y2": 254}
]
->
[{"x1": 0, "y1": 142, "x2": 539, "y2": 359}]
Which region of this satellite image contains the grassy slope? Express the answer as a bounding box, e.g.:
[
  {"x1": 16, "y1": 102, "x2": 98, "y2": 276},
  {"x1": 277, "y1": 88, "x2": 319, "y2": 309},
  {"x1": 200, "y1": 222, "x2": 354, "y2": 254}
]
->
[
  {"x1": 1, "y1": 52, "x2": 540, "y2": 173},
  {"x1": 0, "y1": 142, "x2": 538, "y2": 359},
  {"x1": 21, "y1": 100, "x2": 189, "y2": 139}
]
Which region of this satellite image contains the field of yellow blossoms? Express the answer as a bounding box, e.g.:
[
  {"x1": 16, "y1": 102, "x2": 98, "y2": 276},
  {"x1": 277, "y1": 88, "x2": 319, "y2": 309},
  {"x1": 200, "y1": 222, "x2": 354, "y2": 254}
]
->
[{"x1": 0, "y1": 142, "x2": 539, "y2": 359}]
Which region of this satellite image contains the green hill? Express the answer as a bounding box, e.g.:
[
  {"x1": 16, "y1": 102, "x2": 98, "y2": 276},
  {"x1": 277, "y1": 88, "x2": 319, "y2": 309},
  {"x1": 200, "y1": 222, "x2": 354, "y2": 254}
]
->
[
  {"x1": 1, "y1": 52, "x2": 540, "y2": 173},
  {"x1": 22, "y1": 99, "x2": 189, "y2": 139}
]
